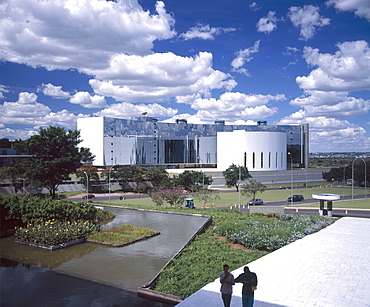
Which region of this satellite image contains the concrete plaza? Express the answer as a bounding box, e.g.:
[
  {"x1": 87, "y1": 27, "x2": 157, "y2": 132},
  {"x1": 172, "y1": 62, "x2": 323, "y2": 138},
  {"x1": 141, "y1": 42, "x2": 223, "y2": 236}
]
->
[{"x1": 176, "y1": 217, "x2": 370, "y2": 307}]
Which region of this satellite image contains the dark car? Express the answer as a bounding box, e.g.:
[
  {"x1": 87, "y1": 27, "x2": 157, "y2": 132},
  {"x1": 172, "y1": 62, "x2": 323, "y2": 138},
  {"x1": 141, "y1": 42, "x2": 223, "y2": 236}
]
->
[
  {"x1": 82, "y1": 194, "x2": 95, "y2": 199},
  {"x1": 287, "y1": 194, "x2": 304, "y2": 202},
  {"x1": 247, "y1": 198, "x2": 264, "y2": 206}
]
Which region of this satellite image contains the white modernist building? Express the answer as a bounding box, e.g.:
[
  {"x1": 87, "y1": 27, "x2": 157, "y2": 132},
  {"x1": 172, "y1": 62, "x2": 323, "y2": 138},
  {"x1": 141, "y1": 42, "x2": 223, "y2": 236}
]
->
[
  {"x1": 217, "y1": 130, "x2": 287, "y2": 171},
  {"x1": 77, "y1": 116, "x2": 308, "y2": 171}
]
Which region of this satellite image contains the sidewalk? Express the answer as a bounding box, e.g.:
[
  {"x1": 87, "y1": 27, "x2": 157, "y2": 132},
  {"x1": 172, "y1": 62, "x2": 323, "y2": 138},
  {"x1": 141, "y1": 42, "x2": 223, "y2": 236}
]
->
[{"x1": 176, "y1": 217, "x2": 370, "y2": 307}]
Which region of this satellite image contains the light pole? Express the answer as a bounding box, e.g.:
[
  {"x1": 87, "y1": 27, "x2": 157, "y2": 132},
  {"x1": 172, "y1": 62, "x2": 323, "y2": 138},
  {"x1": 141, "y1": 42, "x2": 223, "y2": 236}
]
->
[
  {"x1": 83, "y1": 171, "x2": 88, "y2": 202},
  {"x1": 301, "y1": 168, "x2": 307, "y2": 188},
  {"x1": 108, "y1": 164, "x2": 119, "y2": 204},
  {"x1": 343, "y1": 165, "x2": 348, "y2": 198},
  {"x1": 288, "y1": 152, "x2": 293, "y2": 204},
  {"x1": 351, "y1": 158, "x2": 367, "y2": 202},
  {"x1": 198, "y1": 156, "x2": 205, "y2": 208}
]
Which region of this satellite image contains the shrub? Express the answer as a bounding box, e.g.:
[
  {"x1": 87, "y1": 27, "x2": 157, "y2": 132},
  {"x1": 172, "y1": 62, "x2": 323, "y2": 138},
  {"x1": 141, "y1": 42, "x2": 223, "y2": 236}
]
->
[
  {"x1": 150, "y1": 187, "x2": 187, "y2": 207},
  {"x1": 2, "y1": 194, "x2": 99, "y2": 223}
]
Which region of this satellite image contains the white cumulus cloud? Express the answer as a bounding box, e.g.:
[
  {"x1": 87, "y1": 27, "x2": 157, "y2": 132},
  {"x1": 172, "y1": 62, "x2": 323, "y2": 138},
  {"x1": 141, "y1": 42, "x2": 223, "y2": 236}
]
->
[
  {"x1": 0, "y1": 92, "x2": 85, "y2": 129},
  {"x1": 231, "y1": 41, "x2": 260, "y2": 75},
  {"x1": 89, "y1": 52, "x2": 236, "y2": 102},
  {"x1": 179, "y1": 23, "x2": 236, "y2": 40},
  {"x1": 186, "y1": 92, "x2": 285, "y2": 122},
  {"x1": 38, "y1": 83, "x2": 70, "y2": 99},
  {"x1": 290, "y1": 90, "x2": 370, "y2": 118},
  {"x1": 288, "y1": 5, "x2": 330, "y2": 40},
  {"x1": 69, "y1": 92, "x2": 107, "y2": 108},
  {"x1": 278, "y1": 115, "x2": 370, "y2": 151},
  {"x1": 297, "y1": 40, "x2": 370, "y2": 91},
  {"x1": 257, "y1": 11, "x2": 277, "y2": 33},
  {"x1": 94, "y1": 102, "x2": 177, "y2": 118},
  {"x1": 0, "y1": 0, "x2": 175, "y2": 71},
  {"x1": 327, "y1": 0, "x2": 370, "y2": 21}
]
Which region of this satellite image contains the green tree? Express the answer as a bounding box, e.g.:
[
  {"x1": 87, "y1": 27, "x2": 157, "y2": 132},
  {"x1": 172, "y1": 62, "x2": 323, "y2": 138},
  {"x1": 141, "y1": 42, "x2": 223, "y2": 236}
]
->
[
  {"x1": 194, "y1": 187, "x2": 220, "y2": 208},
  {"x1": 76, "y1": 164, "x2": 100, "y2": 192},
  {"x1": 112, "y1": 165, "x2": 144, "y2": 192},
  {"x1": 322, "y1": 161, "x2": 370, "y2": 184},
  {"x1": 176, "y1": 170, "x2": 213, "y2": 192},
  {"x1": 14, "y1": 126, "x2": 94, "y2": 198},
  {"x1": 322, "y1": 167, "x2": 349, "y2": 182},
  {"x1": 0, "y1": 138, "x2": 12, "y2": 148},
  {"x1": 223, "y1": 164, "x2": 252, "y2": 191},
  {"x1": 142, "y1": 167, "x2": 171, "y2": 194},
  {"x1": 0, "y1": 166, "x2": 26, "y2": 194},
  {"x1": 241, "y1": 179, "x2": 266, "y2": 201}
]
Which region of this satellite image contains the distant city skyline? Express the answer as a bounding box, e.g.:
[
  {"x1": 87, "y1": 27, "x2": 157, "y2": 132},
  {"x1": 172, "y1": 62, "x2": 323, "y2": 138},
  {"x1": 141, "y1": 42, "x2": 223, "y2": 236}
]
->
[{"x1": 0, "y1": 0, "x2": 369, "y2": 152}]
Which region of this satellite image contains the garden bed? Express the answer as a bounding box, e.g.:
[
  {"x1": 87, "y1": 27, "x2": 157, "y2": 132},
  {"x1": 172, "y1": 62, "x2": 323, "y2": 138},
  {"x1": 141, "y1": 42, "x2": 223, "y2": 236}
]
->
[{"x1": 86, "y1": 231, "x2": 160, "y2": 247}]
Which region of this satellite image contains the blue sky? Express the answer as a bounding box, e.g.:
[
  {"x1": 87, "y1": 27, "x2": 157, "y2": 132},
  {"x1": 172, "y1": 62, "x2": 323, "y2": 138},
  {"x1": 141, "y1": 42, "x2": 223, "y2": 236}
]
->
[{"x1": 0, "y1": 0, "x2": 369, "y2": 152}]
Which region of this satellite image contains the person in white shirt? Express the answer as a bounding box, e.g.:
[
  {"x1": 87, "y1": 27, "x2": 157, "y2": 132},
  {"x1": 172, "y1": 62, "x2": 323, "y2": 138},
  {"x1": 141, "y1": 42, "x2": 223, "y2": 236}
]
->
[{"x1": 220, "y1": 264, "x2": 235, "y2": 307}]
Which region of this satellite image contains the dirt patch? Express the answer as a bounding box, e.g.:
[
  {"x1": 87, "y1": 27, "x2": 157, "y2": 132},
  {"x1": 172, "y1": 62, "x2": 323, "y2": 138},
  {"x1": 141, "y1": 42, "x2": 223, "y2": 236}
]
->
[{"x1": 213, "y1": 234, "x2": 253, "y2": 252}]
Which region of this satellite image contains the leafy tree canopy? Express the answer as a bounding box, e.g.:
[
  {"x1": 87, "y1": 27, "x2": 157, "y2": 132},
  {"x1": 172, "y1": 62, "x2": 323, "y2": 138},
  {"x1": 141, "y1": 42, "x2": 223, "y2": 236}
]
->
[
  {"x1": 222, "y1": 164, "x2": 252, "y2": 191},
  {"x1": 13, "y1": 126, "x2": 94, "y2": 198},
  {"x1": 176, "y1": 170, "x2": 213, "y2": 192},
  {"x1": 241, "y1": 179, "x2": 266, "y2": 201},
  {"x1": 322, "y1": 160, "x2": 370, "y2": 183}
]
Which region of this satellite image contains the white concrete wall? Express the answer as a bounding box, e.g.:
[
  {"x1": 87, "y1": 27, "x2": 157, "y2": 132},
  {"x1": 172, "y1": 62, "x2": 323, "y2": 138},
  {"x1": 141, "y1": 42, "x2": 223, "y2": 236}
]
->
[
  {"x1": 217, "y1": 130, "x2": 287, "y2": 171},
  {"x1": 77, "y1": 117, "x2": 104, "y2": 165}
]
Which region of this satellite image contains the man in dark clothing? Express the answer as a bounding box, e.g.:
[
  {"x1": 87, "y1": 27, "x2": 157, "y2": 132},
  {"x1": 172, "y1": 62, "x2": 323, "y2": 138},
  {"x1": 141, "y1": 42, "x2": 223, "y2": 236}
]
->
[{"x1": 234, "y1": 266, "x2": 257, "y2": 307}]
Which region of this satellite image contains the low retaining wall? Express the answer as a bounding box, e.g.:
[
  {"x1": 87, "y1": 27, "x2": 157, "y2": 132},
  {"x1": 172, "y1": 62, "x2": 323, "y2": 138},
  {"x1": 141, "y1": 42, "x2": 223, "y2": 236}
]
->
[
  {"x1": 15, "y1": 238, "x2": 85, "y2": 251},
  {"x1": 249, "y1": 206, "x2": 285, "y2": 214}
]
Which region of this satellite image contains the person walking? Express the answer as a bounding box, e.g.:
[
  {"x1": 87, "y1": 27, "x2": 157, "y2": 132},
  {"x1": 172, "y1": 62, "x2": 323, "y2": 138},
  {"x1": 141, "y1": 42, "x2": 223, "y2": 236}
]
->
[
  {"x1": 235, "y1": 266, "x2": 258, "y2": 307},
  {"x1": 220, "y1": 264, "x2": 235, "y2": 307}
]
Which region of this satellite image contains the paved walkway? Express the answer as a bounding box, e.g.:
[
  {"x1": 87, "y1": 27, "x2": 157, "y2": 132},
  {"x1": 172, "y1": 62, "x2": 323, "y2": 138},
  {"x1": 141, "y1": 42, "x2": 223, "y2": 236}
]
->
[{"x1": 176, "y1": 217, "x2": 370, "y2": 307}]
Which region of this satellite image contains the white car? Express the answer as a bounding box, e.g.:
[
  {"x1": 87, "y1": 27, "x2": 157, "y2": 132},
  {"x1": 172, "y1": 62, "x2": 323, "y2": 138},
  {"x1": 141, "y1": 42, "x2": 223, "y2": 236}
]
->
[{"x1": 247, "y1": 198, "x2": 264, "y2": 205}]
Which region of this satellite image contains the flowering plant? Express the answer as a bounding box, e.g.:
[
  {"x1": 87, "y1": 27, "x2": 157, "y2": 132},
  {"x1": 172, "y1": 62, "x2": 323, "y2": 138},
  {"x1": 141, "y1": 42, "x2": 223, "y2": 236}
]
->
[
  {"x1": 15, "y1": 219, "x2": 100, "y2": 246},
  {"x1": 151, "y1": 186, "x2": 187, "y2": 207}
]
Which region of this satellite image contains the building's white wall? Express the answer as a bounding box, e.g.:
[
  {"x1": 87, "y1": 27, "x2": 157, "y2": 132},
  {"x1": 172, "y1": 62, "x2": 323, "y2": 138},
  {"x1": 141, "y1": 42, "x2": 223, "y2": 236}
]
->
[
  {"x1": 77, "y1": 117, "x2": 104, "y2": 165},
  {"x1": 217, "y1": 130, "x2": 287, "y2": 171}
]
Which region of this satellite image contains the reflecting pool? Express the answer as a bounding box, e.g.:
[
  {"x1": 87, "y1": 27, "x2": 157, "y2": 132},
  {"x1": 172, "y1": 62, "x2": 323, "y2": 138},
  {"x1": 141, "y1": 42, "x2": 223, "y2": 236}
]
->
[{"x1": 1, "y1": 208, "x2": 208, "y2": 290}]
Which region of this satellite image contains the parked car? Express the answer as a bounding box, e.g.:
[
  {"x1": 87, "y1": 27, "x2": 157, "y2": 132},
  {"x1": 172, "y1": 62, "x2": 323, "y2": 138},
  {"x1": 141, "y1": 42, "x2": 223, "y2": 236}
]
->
[
  {"x1": 247, "y1": 198, "x2": 264, "y2": 205},
  {"x1": 287, "y1": 195, "x2": 304, "y2": 202},
  {"x1": 82, "y1": 194, "x2": 95, "y2": 199}
]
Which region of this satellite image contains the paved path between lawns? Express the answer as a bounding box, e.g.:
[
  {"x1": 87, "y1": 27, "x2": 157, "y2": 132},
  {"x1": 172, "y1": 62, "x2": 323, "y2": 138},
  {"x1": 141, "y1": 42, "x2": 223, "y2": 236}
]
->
[{"x1": 176, "y1": 217, "x2": 370, "y2": 307}]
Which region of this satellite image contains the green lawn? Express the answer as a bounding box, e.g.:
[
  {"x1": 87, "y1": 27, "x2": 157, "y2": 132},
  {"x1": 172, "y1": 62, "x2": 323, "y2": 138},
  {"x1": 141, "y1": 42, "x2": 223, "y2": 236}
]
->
[{"x1": 97, "y1": 186, "x2": 369, "y2": 209}]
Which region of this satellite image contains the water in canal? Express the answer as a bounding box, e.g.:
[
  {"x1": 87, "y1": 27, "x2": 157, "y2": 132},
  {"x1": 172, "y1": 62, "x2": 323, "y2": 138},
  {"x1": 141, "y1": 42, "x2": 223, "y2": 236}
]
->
[{"x1": 1, "y1": 208, "x2": 208, "y2": 306}]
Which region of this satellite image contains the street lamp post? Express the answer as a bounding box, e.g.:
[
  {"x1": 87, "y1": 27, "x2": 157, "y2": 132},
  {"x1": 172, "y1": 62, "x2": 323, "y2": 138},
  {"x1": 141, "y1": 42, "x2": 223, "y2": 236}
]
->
[
  {"x1": 351, "y1": 158, "x2": 367, "y2": 202},
  {"x1": 198, "y1": 156, "x2": 205, "y2": 208},
  {"x1": 343, "y1": 165, "x2": 348, "y2": 197},
  {"x1": 288, "y1": 152, "x2": 293, "y2": 204},
  {"x1": 83, "y1": 171, "x2": 88, "y2": 203}
]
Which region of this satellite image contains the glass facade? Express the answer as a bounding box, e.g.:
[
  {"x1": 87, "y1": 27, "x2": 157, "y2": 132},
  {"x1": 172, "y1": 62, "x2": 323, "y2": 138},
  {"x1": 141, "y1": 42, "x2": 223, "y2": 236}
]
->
[{"x1": 101, "y1": 116, "x2": 309, "y2": 168}]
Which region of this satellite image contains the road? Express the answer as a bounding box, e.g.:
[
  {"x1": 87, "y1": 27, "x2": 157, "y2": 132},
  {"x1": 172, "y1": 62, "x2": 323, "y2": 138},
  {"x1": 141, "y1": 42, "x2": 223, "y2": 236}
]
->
[
  {"x1": 209, "y1": 168, "x2": 331, "y2": 187},
  {"x1": 70, "y1": 192, "x2": 370, "y2": 219}
]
